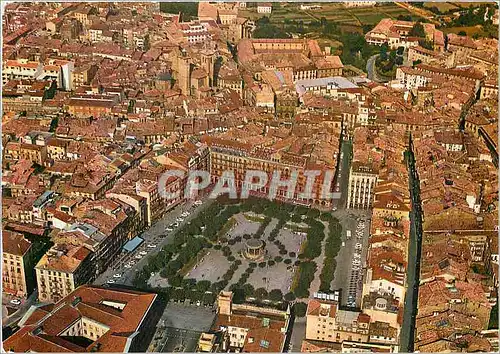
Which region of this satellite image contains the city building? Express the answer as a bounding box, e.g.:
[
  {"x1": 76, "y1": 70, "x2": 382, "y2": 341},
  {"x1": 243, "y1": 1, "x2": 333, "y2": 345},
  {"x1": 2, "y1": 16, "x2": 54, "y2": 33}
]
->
[
  {"x1": 365, "y1": 19, "x2": 444, "y2": 50},
  {"x1": 257, "y1": 3, "x2": 272, "y2": 14},
  {"x1": 305, "y1": 298, "x2": 371, "y2": 343},
  {"x1": 35, "y1": 243, "x2": 93, "y2": 303},
  {"x1": 347, "y1": 162, "x2": 378, "y2": 209},
  {"x1": 2, "y1": 230, "x2": 38, "y2": 298},
  {"x1": 212, "y1": 291, "x2": 291, "y2": 352},
  {"x1": 343, "y1": 1, "x2": 377, "y2": 7},
  {"x1": 3, "y1": 285, "x2": 159, "y2": 352}
]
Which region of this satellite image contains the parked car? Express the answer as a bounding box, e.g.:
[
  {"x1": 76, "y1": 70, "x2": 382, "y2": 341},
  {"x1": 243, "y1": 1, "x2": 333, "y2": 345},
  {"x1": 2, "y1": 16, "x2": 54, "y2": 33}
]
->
[
  {"x1": 107, "y1": 279, "x2": 116, "y2": 284},
  {"x1": 172, "y1": 222, "x2": 179, "y2": 228},
  {"x1": 124, "y1": 264, "x2": 132, "y2": 269},
  {"x1": 140, "y1": 251, "x2": 148, "y2": 256},
  {"x1": 194, "y1": 200, "x2": 203, "y2": 206},
  {"x1": 10, "y1": 299, "x2": 21, "y2": 305},
  {"x1": 135, "y1": 255, "x2": 143, "y2": 260},
  {"x1": 147, "y1": 244, "x2": 157, "y2": 248},
  {"x1": 165, "y1": 227, "x2": 173, "y2": 232},
  {"x1": 113, "y1": 273, "x2": 122, "y2": 278},
  {"x1": 176, "y1": 217, "x2": 184, "y2": 222},
  {"x1": 355, "y1": 243, "x2": 362, "y2": 250}
]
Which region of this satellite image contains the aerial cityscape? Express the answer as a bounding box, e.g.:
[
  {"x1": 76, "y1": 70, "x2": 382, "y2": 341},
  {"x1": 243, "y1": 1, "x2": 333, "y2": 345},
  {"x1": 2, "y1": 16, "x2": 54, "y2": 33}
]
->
[{"x1": 1, "y1": 1, "x2": 498, "y2": 353}]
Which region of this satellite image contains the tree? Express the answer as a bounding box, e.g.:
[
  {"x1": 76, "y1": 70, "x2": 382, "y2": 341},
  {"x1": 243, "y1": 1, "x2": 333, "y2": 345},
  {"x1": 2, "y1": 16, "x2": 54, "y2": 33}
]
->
[
  {"x1": 284, "y1": 292, "x2": 296, "y2": 301},
  {"x1": 458, "y1": 30, "x2": 467, "y2": 36},
  {"x1": 255, "y1": 288, "x2": 268, "y2": 299},
  {"x1": 242, "y1": 283, "x2": 255, "y2": 297},
  {"x1": 397, "y1": 14, "x2": 412, "y2": 21},
  {"x1": 172, "y1": 287, "x2": 186, "y2": 302},
  {"x1": 294, "y1": 302, "x2": 308, "y2": 317},
  {"x1": 380, "y1": 43, "x2": 389, "y2": 61},
  {"x1": 143, "y1": 34, "x2": 150, "y2": 51},
  {"x1": 160, "y1": 2, "x2": 198, "y2": 21},
  {"x1": 253, "y1": 24, "x2": 291, "y2": 39},
  {"x1": 306, "y1": 208, "x2": 320, "y2": 219},
  {"x1": 268, "y1": 289, "x2": 283, "y2": 302},
  {"x1": 202, "y1": 292, "x2": 216, "y2": 305},
  {"x1": 256, "y1": 16, "x2": 270, "y2": 26},
  {"x1": 196, "y1": 280, "x2": 211, "y2": 293},
  {"x1": 409, "y1": 22, "x2": 426, "y2": 38}
]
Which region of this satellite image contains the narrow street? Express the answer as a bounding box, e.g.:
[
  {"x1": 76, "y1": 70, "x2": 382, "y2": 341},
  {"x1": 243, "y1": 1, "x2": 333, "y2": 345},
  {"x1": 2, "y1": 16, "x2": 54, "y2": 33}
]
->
[
  {"x1": 2, "y1": 290, "x2": 38, "y2": 328},
  {"x1": 332, "y1": 139, "x2": 352, "y2": 211},
  {"x1": 400, "y1": 144, "x2": 423, "y2": 352},
  {"x1": 366, "y1": 54, "x2": 391, "y2": 83}
]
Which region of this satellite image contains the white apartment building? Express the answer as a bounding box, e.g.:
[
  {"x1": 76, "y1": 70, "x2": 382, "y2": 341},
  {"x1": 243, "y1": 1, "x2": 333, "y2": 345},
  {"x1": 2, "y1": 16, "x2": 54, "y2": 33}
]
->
[{"x1": 347, "y1": 162, "x2": 378, "y2": 209}]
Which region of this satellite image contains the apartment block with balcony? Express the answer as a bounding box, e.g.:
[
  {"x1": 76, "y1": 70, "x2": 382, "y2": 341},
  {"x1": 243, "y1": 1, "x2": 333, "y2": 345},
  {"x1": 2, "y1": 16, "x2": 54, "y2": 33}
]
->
[
  {"x1": 305, "y1": 299, "x2": 371, "y2": 344},
  {"x1": 347, "y1": 162, "x2": 378, "y2": 209},
  {"x1": 35, "y1": 243, "x2": 93, "y2": 303},
  {"x1": 2, "y1": 230, "x2": 39, "y2": 298}
]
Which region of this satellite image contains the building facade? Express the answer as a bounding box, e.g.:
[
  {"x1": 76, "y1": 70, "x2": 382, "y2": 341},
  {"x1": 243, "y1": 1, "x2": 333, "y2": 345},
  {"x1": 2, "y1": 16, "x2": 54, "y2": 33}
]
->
[
  {"x1": 35, "y1": 243, "x2": 93, "y2": 303},
  {"x1": 347, "y1": 162, "x2": 378, "y2": 209},
  {"x1": 2, "y1": 230, "x2": 36, "y2": 298}
]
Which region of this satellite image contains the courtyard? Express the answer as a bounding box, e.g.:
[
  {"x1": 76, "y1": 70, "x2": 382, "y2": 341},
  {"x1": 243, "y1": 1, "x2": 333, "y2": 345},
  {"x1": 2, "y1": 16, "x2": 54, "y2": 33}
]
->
[{"x1": 186, "y1": 213, "x2": 306, "y2": 294}]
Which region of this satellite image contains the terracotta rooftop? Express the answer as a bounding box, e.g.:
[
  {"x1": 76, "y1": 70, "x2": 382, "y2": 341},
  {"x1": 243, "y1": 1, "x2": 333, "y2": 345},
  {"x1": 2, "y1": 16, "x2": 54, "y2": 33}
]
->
[
  {"x1": 3, "y1": 285, "x2": 157, "y2": 352},
  {"x1": 2, "y1": 229, "x2": 32, "y2": 256}
]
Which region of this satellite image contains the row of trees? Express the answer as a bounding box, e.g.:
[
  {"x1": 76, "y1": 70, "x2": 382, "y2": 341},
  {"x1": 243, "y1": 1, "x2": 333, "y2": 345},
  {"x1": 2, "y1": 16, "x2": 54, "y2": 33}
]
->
[
  {"x1": 134, "y1": 201, "x2": 231, "y2": 289},
  {"x1": 319, "y1": 218, "x2": 342, "y2": 292},
  {"x1": 135, "y1": 196, "x2": 337, "y2": 305},
  {"x1": 228, "y1": 282, "x2": 297, "y2": 305},
  {"x1": 300, "y1": 218, "x2": 325, "y2": 260},
  {"x1": 294, "y1": 261, "x2": 317, "y2": 298}
]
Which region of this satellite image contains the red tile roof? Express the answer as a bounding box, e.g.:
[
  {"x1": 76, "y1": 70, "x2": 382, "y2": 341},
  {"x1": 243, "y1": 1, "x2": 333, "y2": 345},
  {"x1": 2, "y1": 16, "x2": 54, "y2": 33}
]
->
[
  {"x1": 4, "y1": 285, "x2": 157, "y2": 352},
  {"x1": 2, "y1": 229, "x2": 32, "y2": 256}
]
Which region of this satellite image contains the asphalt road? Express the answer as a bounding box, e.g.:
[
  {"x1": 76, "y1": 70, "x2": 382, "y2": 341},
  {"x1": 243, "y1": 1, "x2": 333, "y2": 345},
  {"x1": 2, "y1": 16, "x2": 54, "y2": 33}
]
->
[
  {"x1": 400, "y1": 148, "x2": 423, "y2": 352},
  {"x1": 330, "y1": 209, "x2": 371, "y2": 307},
  {"x1": 2, "y1": 290, "x2": 38, "y2": 328},
  {"x1": 160, "y1": 327, "x2": 202, "y2": 352},
  {"x1": 93, "y1": 199, "x2": 213, "y2": 287},
  {"x1": 150, "y1": 302, "x2": 216, "y2": 352},
  {"x1": 289, "y1": 317, "x2": 306, "y2": 352},
  {"x1": 366, "y1": 54, "x2": 391, "y2": 83},
  {"x1": 332, "y1": 140, "x2": 352, "y2": 210}
]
